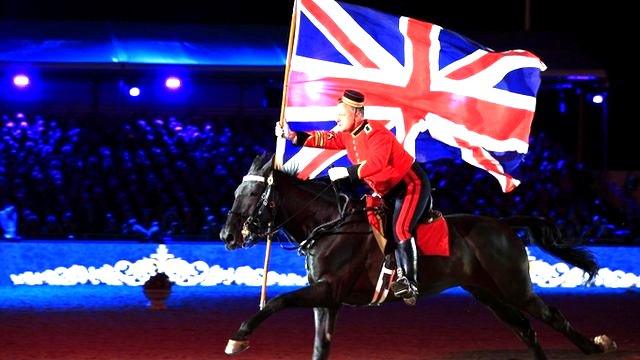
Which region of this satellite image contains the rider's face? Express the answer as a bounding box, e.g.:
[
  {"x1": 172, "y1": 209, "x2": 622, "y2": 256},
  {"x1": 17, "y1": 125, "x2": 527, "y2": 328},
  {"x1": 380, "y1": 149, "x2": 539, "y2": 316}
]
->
[{"x1": 335, "y1": 103, "x2": 361, "y2": 132}]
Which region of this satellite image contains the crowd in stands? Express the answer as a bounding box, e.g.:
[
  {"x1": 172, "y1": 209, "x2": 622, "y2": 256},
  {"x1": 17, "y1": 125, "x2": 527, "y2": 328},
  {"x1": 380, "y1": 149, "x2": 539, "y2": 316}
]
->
[
  {"x1": 0, "y1": 113, "x2": 270, "y2": 241},
  {"x1": 0, "y1": 113, "x2": 637, "y2": 244}
]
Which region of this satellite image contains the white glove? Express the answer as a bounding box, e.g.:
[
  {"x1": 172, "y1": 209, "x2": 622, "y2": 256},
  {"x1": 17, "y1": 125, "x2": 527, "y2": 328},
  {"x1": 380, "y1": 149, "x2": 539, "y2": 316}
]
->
[
  {"x1": 328, "y1": 167, "x2": 349, "y2": 181},
  {"x1": 274, "y1": 121, "x2": 291, "y2": 139}
]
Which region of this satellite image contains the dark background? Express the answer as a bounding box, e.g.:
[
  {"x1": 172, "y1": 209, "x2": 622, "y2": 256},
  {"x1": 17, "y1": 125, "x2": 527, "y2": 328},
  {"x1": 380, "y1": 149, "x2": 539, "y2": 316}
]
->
[
  {"x1": 0, "y1": 0, "x2": 623, "y2": 31},
  {"x1": 0, "y1": 0, "x2": 627, "y2": 67},
  {"x1": 0, "y1": 0, "x2": 635, "y2": 169}
]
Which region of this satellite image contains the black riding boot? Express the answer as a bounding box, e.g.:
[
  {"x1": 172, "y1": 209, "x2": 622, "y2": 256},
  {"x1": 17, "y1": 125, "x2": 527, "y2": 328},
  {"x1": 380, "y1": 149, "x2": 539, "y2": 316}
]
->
[{"x1": 391, "y1": 238, "x2": 419, "y2": 305}]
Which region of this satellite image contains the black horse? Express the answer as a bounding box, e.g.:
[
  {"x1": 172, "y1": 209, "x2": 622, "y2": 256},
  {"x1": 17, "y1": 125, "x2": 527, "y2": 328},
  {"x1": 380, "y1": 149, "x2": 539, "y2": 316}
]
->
[{"x1": 219, "y1": 153, "x2": 616, "y2": 360}]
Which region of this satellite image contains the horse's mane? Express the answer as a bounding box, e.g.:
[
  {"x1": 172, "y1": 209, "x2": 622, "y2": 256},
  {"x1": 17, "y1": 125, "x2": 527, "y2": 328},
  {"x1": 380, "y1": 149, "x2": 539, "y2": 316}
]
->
[
  {"x1": 274, "y1": 169, "x2": 338, "y2": 204},
  {"x1": 247, "y1": 152, "x2": 341, "y2": 204}
]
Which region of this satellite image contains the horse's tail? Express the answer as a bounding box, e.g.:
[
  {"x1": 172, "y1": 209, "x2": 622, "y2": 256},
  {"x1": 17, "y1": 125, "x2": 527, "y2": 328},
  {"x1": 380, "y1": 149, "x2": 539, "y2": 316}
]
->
[{"x1": 501, "y1": 215, "x2": 599, "y2": 282}]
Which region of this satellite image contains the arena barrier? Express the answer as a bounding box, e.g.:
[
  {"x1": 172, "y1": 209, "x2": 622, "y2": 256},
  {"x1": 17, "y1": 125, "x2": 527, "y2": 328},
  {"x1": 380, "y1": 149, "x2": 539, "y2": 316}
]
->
[{"x1": 1, "y1": 241, "x2": 639, "y2": 291}]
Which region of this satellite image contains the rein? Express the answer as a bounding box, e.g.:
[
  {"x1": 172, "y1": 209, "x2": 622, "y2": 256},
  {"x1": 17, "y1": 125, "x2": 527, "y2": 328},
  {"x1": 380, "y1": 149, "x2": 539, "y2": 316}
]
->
[
  {"x1": 239, "y1": 173, "x2": 378, "y2": 253},
  {"x1": 297, "y1": 200, "x2": 381, "y2": 255},
  {"x1": 268, "y1": 183, "x2": 340, "y2": 236}
]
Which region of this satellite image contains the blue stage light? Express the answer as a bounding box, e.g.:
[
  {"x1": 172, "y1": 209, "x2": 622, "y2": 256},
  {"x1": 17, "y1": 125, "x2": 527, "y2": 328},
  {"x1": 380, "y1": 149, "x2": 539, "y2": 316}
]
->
[
  {"x1": 592, "y1": 94, "x2": 603, "y2": 104},
  {"x1": 165, "y1": 77, "x2": 181, "y2": 90},
  {"x1": 13, "y1": 74, "x2": 30, "y2": 88},
  {"x1": 129, "y1": 87, "x2": 141, "y2": 97}
]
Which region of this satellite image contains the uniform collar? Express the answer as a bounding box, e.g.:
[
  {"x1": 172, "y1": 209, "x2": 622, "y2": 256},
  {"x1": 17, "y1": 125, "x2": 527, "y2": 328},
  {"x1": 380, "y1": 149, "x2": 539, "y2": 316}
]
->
[{"x1": 350, "y1": 120, "x2": 368, "y2": 136}]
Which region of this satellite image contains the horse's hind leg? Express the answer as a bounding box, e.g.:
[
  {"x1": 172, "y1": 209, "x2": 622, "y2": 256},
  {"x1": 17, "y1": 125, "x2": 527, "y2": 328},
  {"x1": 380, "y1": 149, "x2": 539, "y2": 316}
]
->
[
  {"x1": 470, "y1": 230, "x2": 615, "y2": 355},
  {"x1": 313, "y1": 306, "x2": 341, "y2": 360},
  {"x1": 463, "y1": 286, "x2": 547, "y2": 360},
  {"x1": 225, "y1": 282, "x2": 336, "y2": 355},
  {"x1": 511, "y1": 290, "x2": 614, "y2": 355}
]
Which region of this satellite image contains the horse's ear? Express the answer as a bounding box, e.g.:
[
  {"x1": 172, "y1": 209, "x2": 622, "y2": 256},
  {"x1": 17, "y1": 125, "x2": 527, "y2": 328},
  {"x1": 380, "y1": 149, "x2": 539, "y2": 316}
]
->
[
  {"x1": 259, "y1": 153, "x2": 275, "y2": 173},
  {"x1": 249, "y1": 152, "x2": 274, "y2": 174}
]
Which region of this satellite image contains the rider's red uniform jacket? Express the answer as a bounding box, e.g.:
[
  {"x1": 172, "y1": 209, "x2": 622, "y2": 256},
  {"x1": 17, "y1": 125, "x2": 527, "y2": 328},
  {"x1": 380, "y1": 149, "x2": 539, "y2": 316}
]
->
[{"x1": 293, "y1": 120, "x2": 414, "y2": 195}]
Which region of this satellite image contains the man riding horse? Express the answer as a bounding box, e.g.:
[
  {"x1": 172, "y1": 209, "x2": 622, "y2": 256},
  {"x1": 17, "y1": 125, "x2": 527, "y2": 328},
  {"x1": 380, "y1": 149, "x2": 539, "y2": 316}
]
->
[{"x1": 275, "y1": 89, "x2": 431, "y2": 304}]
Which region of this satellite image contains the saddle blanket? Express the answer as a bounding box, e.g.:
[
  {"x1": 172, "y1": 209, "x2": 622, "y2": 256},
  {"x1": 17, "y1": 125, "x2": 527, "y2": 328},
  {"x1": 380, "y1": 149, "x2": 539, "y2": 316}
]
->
[{"x1": 415, "y1": 216, "x2": 450, "y2": 256}]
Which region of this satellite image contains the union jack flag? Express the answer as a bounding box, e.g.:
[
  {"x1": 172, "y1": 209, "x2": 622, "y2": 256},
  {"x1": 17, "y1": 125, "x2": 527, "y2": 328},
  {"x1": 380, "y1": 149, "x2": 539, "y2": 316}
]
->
[{"x1": 277, "y1": 0, "x2": 546, "y2": 192}]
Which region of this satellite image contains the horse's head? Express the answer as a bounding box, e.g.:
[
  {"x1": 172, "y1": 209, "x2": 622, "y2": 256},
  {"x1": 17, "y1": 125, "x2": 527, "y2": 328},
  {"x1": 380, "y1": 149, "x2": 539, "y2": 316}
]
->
[{"x1": 220, "y1": 153, "x2": 275, "y2": 250}]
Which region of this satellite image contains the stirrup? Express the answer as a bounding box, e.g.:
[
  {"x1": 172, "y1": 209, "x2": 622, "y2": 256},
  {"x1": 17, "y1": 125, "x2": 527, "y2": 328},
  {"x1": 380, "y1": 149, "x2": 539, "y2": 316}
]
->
[
  {"x1": 391, "y1": 278, "x2": 418, "y2": 306},
  {"x1": 391, "y1": 277, "x2": 418, "y2": 298}
]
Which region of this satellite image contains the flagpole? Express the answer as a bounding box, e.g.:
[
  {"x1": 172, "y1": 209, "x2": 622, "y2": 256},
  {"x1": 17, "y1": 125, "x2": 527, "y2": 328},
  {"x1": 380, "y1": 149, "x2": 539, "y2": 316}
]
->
[
  {"x1": 274, "y1": 0, "x2": 298, "y2": 170},
  {"x1": 261, "y1": 0, "x2": 298, "y2": 311},
  {"x1": 259, "y1": 221, "x2": 273, "y2": 310},
  {"x1": 280, "y1": 0, "x2": 298, "y2": 126}
]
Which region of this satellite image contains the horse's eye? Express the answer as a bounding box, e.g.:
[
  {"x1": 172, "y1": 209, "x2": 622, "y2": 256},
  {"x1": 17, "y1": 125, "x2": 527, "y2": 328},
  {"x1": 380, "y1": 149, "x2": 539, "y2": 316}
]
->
[{"x1": 249, "y1": 192, "x2": 260, "y2": 197}]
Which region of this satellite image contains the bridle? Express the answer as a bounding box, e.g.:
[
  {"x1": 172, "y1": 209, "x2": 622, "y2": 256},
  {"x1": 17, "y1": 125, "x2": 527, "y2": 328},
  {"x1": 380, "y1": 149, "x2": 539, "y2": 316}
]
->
[
  {"x1": 227, "y1": 172, "x2": 276, "y2": 247},
  {"x1": 228, "y1": 170, "x2": 341, "y2": 249}
]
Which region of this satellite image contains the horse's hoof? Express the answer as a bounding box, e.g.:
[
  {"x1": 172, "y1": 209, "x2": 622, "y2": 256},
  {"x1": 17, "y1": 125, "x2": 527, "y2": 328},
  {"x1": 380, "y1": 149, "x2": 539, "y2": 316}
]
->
[
  {"x1": 594, "y1": 335, "x2": 617, "y2": 353},
  {"x1": 225, "y1": 339, "x2": 250, "y2": 355}
]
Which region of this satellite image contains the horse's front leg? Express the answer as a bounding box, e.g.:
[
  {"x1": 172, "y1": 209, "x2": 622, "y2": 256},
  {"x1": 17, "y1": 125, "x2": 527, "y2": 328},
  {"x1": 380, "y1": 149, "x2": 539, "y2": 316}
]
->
[
  {"x1": 225, "y1": 281, "x2": 336, "y2": 355},
  {"x1": 313, "y1": 306, "x2": 341, "y2": 360}
]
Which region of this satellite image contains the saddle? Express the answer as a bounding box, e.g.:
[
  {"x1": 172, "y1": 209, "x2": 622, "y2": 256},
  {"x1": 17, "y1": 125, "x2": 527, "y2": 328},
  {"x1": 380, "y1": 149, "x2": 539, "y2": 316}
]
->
[{"x1": 365, "y1": 194, "x2": 450, "y2": 257}]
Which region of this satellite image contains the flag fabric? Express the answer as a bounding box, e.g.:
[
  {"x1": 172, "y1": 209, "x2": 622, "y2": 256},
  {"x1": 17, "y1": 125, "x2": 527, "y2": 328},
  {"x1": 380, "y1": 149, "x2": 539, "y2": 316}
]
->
[{"x1": 279, "y1": 0, "x2": 546, "y2": 192}]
